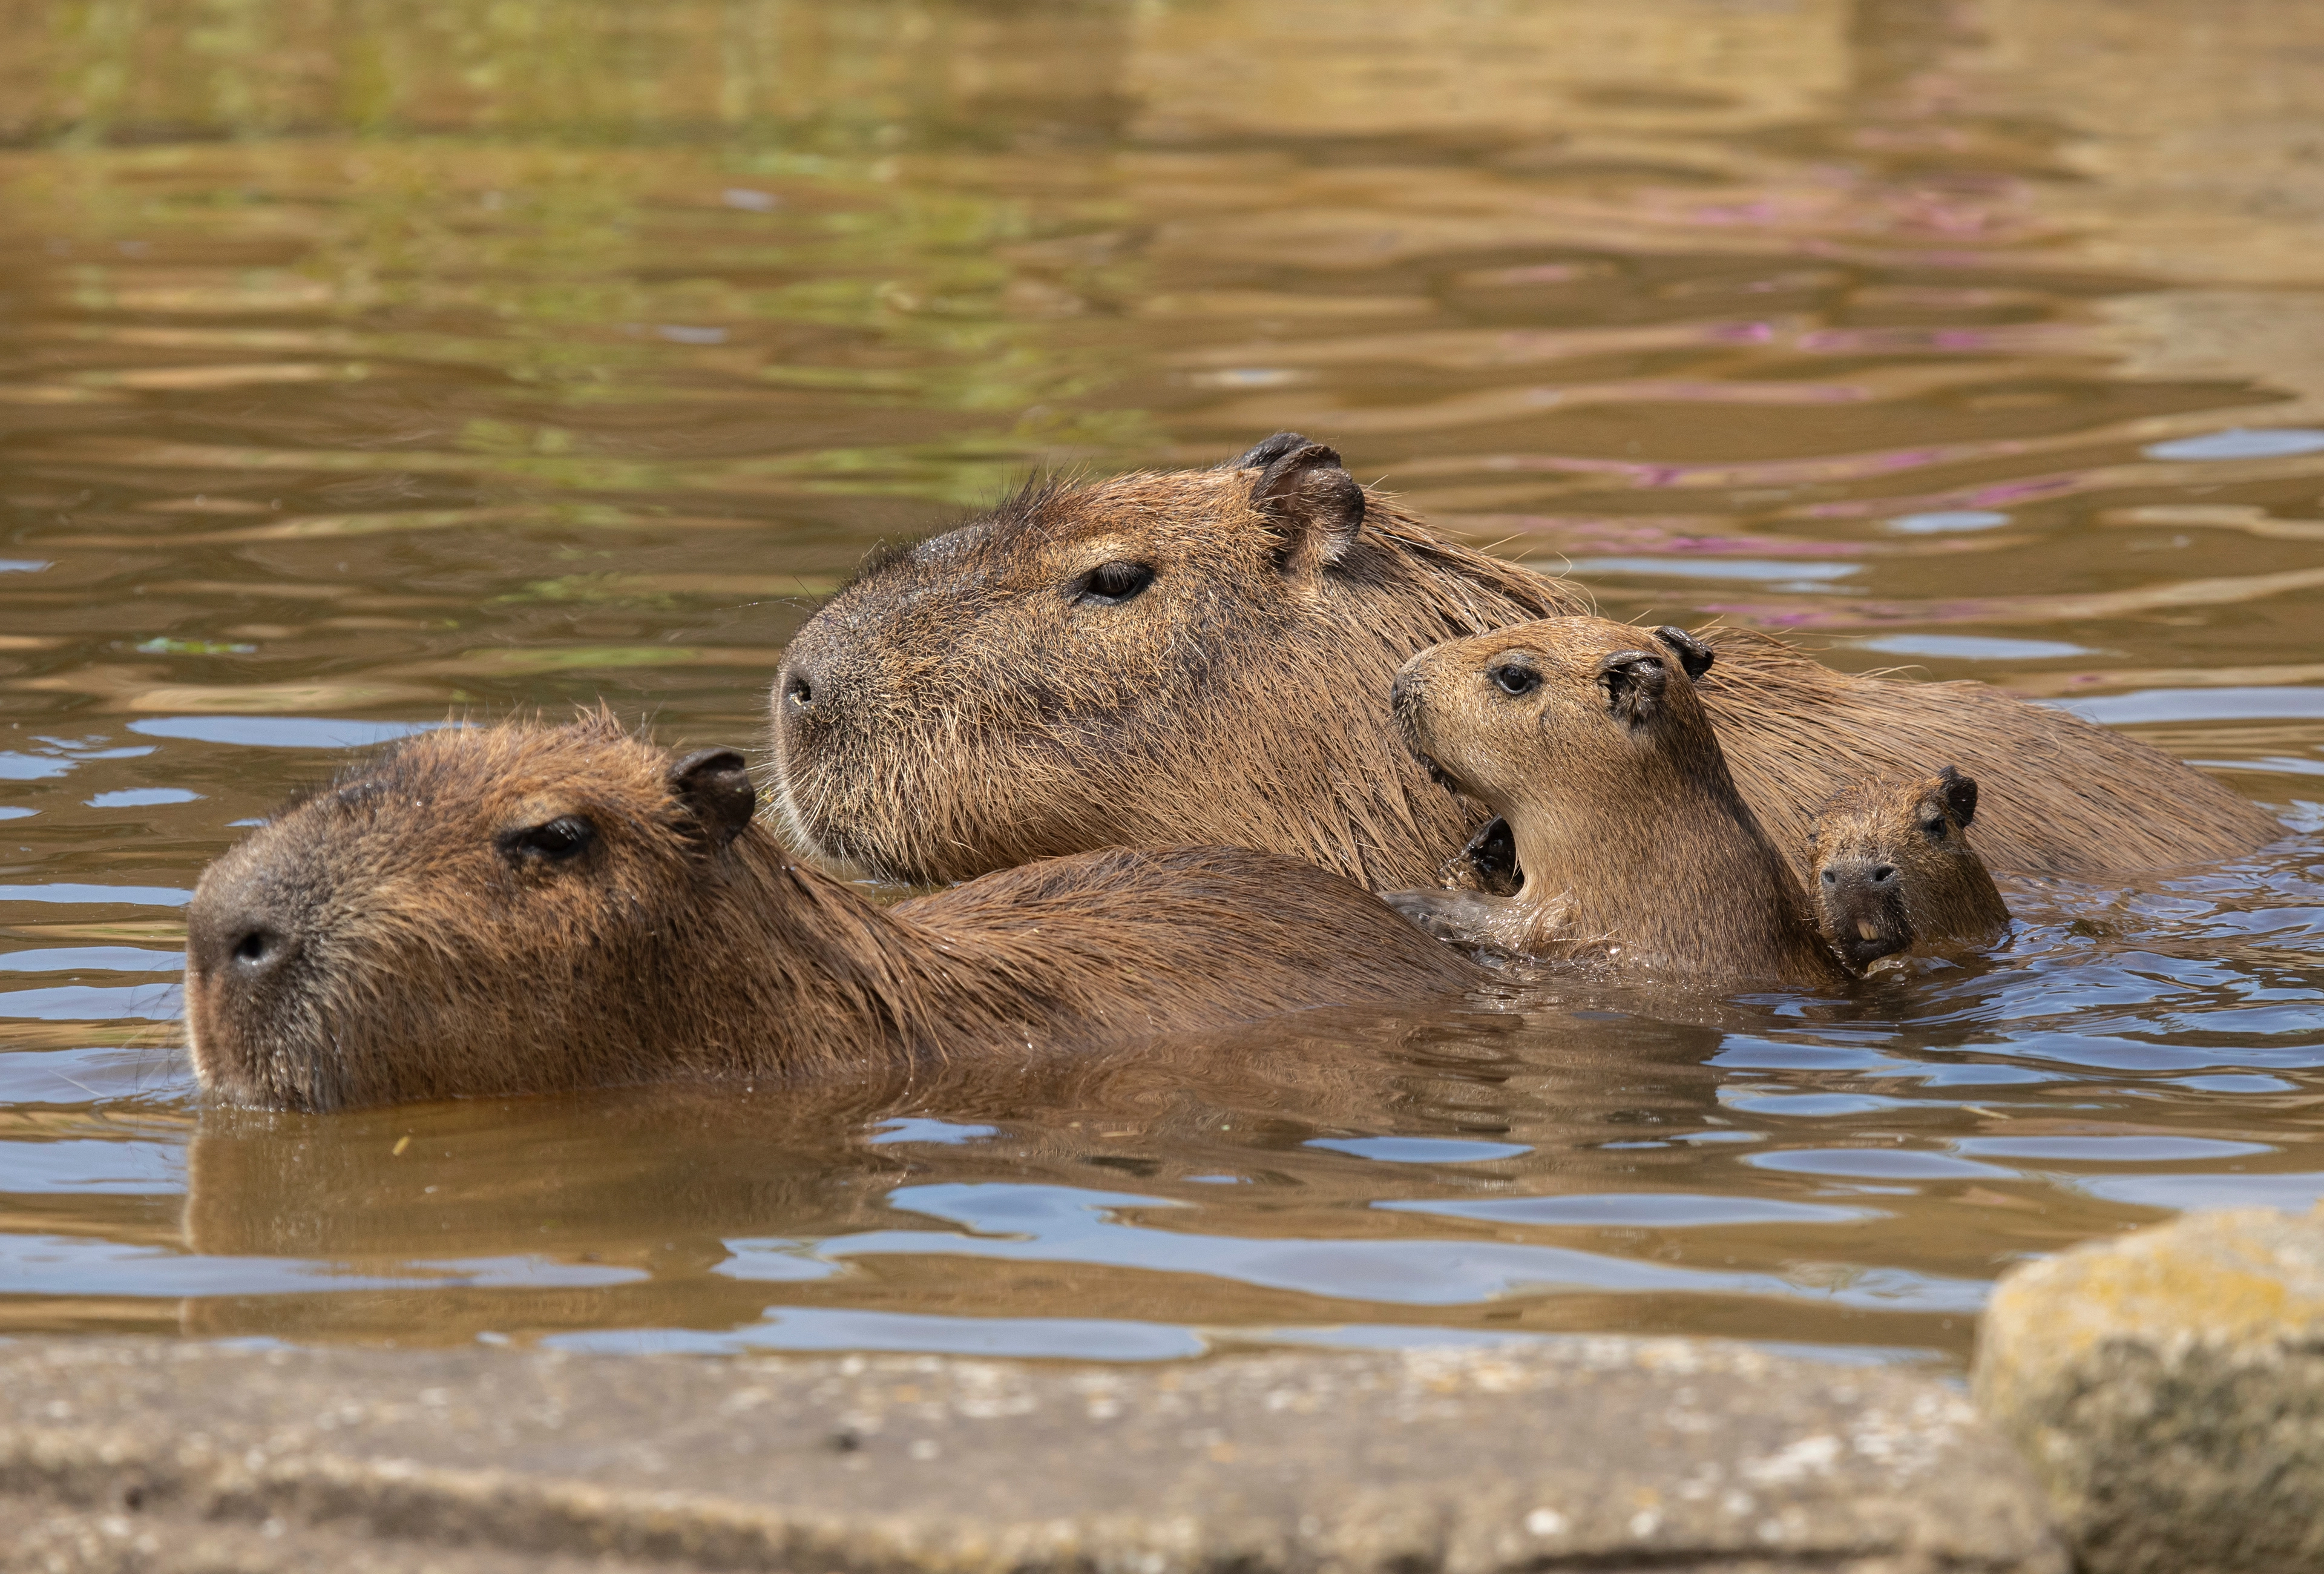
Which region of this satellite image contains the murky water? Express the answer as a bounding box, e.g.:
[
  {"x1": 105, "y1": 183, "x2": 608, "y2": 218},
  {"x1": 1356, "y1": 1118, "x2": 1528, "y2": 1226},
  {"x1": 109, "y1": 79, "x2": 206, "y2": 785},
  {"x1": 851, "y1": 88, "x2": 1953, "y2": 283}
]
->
[{"x1": 5, "y1": 0, "x2": 2323, "y2": 1367}]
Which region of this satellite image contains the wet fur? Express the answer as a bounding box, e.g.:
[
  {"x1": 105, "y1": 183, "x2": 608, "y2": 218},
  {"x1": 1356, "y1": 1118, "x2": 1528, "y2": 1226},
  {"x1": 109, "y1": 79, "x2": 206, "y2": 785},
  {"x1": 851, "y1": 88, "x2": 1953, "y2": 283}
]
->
[
  {"x1": 185, "y1": 714, "x2": 1484, "y2": 1113},
  {"x1": 774, "y1": 436, "x2": 2277, "y2": 889}
]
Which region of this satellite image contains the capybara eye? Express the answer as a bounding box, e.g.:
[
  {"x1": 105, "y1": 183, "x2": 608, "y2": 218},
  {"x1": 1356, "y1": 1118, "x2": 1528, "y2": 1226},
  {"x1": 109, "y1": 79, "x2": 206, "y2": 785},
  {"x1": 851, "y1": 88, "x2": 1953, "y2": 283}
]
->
[
  {"x1": 1920, "y1": 815, "x2": 1948, "y2": 841},
  {"x1": 500, "y1": 815, "x2": 596, "y2": 863},
  {"x1": 1488, "y1": 662, "x2": 1542, "y2": 697},
  {"x1": 1075, "y1": 561, "x2": 1155, "y2": 605}
]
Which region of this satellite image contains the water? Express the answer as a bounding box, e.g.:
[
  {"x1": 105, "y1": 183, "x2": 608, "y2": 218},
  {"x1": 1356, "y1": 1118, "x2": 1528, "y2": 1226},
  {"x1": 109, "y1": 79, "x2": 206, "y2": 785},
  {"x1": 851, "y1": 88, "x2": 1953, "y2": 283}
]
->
[{"x1": 4, "y1": 0, "x2": 2323, "y2": 1368}]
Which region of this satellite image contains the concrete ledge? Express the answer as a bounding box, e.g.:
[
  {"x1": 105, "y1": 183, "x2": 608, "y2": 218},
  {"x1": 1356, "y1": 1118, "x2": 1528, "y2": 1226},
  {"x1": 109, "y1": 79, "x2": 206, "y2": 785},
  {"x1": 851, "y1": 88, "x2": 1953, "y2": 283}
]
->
[
  {"x1": 0, "y1": 1336, "x2": 2063, "y2": 1573},
  {"x1": 1974, "y1": 1205, "x2": 2324, "y2": 1574}
]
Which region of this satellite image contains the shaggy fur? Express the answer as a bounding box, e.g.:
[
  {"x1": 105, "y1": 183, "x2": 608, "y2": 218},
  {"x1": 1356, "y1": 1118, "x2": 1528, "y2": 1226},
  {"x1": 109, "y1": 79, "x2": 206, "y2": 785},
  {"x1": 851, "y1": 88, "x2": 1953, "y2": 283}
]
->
[
  {"x1": 772, "y1": 435, "x2": 2279, "y2": 889},
  {"x1": 1384, "y1": 619, "x2": 1852, "y2": 991},
  {"x1": 183, "y1": 714, "x2": 1483, "y2": 1113},
  {"x1": 1808, "y1": 764, "x2": 2012, "y2": 972}
]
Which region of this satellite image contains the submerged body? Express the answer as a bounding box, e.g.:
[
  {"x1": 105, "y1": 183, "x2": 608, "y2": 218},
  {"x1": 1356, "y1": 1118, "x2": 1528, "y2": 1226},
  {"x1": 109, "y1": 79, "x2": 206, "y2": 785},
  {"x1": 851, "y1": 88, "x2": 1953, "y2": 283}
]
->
[
  {"x1": 183, "y1": 716, "x2": 1484, "y2": 1113},
  {"x1": 1384, "y1": 617, "x2": 1853, "y2": 992},
  {"x1": 772, "y1": 436, "x2": 2277, "y2": 891},
  {"x1": 1810, "y1": 765, "x2": 2013, "y2": 972}
]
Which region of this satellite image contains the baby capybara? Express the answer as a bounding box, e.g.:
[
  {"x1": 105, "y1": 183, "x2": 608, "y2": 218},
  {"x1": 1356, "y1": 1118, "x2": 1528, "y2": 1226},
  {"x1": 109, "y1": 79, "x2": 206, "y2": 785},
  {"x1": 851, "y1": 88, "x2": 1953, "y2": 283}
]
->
[
  {"x1": 183, "y1": 714, "x2": 1484, "y2": 1113},
  {"x1": 772, "y1": 434, "x2": 2276, "y2": 889},
  {"x1": 1809, "y1": 765, "x2": 2012, "y2": 972},
  {"x1": 1382, "y1": 617, "x2": 1852, "y2": 991}
]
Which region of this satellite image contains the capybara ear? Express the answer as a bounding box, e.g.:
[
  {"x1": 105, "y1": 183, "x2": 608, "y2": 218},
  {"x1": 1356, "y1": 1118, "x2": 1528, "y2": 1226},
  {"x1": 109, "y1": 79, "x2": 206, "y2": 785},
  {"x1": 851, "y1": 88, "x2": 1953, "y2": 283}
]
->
[
  {"x1": 1938, "y1": 764, "x2": 1979, "y2": 829},
  {"x1": 1651, "y1": 625, "x2": 1715, "y2": 682},
  {"x1": 1597, "y1": 650, "x2": 1668, "y2": 729},
  {"x1": 668, "y1": 748, "x2": 756, "y2": 847},
  {"x1": 1250, "y1": 440, "x2": 1365, "y2": 576},
  {"x1": 1221, "y1": 431, "x2": 1315, "y2": 472}
]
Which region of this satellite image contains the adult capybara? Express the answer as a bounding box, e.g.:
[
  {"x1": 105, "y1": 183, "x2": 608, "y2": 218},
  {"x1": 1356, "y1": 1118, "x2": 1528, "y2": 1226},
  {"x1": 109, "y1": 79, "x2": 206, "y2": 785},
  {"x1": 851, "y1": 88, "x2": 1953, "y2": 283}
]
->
[
  {"x1": 771, "y1": 433, "x2": 2277, "y2": 889},
  {"x1": 183, "y1": 713, "x2": 1484, "y2": 1113},
  {"x1": 1382, "y1": 617, "x2": 1850, "y2": 990},
  {"x1": 1809, "y1": 765, "x2": 2012, "y2": 972}
]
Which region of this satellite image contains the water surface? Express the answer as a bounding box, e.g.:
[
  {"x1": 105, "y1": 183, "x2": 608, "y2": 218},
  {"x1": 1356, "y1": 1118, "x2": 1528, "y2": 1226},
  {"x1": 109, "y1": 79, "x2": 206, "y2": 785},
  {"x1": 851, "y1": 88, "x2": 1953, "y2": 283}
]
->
[{"x1": 5, "y1": 0, "x2": 2324, "y2": 1367}]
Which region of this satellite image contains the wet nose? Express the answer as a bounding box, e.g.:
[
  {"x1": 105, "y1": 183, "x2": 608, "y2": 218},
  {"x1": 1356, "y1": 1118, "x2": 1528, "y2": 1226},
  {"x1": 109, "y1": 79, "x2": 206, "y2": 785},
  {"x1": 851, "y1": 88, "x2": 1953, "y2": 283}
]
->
[{"x1": 1816, "y1": 858, "x2": 1909, "y2": 969}]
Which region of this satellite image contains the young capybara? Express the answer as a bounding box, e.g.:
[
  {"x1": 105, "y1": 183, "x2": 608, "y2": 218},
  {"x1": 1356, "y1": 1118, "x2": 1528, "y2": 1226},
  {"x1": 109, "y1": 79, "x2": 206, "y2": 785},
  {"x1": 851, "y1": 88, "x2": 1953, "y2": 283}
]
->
[
  {"x1": 182, "y1": 713, "x2": 1486, "y2": 1113},
  {"x1": 1808, "y1": 764, "x2": 2012, "y2": 972},
  {"x1": 1380, "y1": 617, "x2": 1853, "y2": 991},
  {"x1": 771, "y1": 433, "x2": 2277, "y2": 889}
]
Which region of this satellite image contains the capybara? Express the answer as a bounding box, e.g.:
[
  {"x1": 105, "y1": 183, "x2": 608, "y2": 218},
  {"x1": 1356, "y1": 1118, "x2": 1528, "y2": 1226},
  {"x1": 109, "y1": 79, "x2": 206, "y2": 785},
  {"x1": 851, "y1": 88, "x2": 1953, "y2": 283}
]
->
[
  {"x1": 1382, "y1": 617, "x2": 1853, "y2": 991},
  {"x1": 1809, "y1": 764, "x2": 2012, "y2": 972},
  {"x1": 182, "y1": 714, "x2": 1485, "y2": 1113},
  {"x1": 771, "y1": 433, "x2": 2277, "y2": 889}
]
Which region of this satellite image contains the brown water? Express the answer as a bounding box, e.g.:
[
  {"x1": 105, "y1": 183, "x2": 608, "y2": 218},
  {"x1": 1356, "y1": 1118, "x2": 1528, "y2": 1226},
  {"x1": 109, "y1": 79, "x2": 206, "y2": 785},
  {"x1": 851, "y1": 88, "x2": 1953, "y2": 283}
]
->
[{"x1": 4, "y1": 0, "x2": 2323, "y2": 1367}]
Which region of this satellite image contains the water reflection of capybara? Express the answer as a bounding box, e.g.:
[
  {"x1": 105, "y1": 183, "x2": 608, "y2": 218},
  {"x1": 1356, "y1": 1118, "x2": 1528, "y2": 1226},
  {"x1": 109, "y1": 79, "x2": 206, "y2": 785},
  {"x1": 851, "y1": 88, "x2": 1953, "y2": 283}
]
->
[
  {"x1": 772, "y1": 433, "x2": 2278, "y2": 888},
  {"x1": 173, "y1": 1004, "x2": 1765, "y2": 1348},
  {"x1": 173, "y1": 992, "x2": 2141, "y2": 1359},
  {"x1": 1810, "y1": 765, "x2": 2012, "y2": 973},
  {"x1": 1384, "y1": 618, "x2": 1851, "y2": 990},
  {"x1": 182, "y1": 713, "x2": 1483, "y2": 1113}
]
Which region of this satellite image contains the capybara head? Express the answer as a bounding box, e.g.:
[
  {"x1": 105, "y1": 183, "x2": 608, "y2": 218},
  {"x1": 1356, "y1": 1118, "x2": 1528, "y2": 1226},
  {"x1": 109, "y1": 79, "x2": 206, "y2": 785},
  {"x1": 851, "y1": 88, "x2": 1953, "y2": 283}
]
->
[
  {"x1": 185, "y1": 714, "x2": 758, "y2": 1112},
  {"x1": 1384, "y1": 616, "x2": 1851, "y2": 990},
  {"x1": 772, "y1": 433, "x2": 1586, "y2": 888},
  {"x1": 1390, "y1": 617, "x2": 1722, "y2": 823},
  {"x1": 1808, "y1": 764, "x2": 2011, "y2": 972}
]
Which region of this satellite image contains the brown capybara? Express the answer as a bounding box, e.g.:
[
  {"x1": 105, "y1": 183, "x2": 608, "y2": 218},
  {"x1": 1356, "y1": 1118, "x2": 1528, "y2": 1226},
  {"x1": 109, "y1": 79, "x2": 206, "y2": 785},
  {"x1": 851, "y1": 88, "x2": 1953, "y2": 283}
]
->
[
  {"x1": 1808, "y1": 764, "x2": 2012, "y2": 972},
  {"x1": 182, "y1": 713, "x2": 1485, "y2": 1113},
  {"x1": 771, "y1": 433, "x2": 2277, "y2": 889},
  {"x1": 1381, "y1": 617, "x2": 1853, "y2": 992}
]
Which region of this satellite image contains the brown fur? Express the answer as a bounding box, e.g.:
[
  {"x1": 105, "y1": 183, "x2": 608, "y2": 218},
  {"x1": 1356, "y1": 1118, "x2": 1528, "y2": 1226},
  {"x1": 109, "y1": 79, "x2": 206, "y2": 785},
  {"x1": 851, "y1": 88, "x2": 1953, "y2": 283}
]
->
[
  {"x1": 183, "y1": 714, "x2": 1484, "y2": 1113},
  {"x1": 772, "y1": 435, "x2": 2278, "y2": 889},
  {"x1": 1383, "y1": 618, "x2": 1853, "y2": 992},
  {"x1": 1808, "y1": 765, "x2": 2012, "y2": 972}
]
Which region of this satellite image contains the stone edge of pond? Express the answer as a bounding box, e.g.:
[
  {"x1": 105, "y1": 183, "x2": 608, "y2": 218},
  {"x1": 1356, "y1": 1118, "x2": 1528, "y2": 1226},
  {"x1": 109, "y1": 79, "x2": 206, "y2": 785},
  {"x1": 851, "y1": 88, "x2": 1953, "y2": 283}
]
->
[
  {"x1": 0, "y1": 1334, "x2": 2067, "y2": 1574},
  {"x1": 1975, "y1": 1202, "x2": 2324, "y2": 1574}
]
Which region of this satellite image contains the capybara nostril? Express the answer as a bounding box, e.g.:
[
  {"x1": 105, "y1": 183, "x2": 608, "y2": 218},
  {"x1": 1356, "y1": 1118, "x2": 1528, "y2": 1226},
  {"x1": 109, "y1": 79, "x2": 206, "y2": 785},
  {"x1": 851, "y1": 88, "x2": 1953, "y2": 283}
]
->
[
  {"x1": 1871, "y1": 864, "x2": 1898, "y2": 885},
  {"x1": 1820, "y1": 868, "x2": 1838, "y2": 885},
  {"x1": 212, "y1": 913, "x2": 298, "y2": 983},
  {"x1": 781, "y1": 668, "x2": 816, "y2": 710},
  {"x1": 232, "y1": 927, "x2": 275, "y2": 968}
]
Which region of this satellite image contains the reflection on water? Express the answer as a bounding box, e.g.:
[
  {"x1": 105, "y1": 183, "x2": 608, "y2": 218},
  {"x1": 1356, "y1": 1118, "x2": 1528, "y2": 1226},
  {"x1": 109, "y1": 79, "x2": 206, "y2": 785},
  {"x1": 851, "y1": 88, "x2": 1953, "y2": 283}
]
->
[{"x1": 3, "y1": 0, "x2": 2323, "y2": 1368}]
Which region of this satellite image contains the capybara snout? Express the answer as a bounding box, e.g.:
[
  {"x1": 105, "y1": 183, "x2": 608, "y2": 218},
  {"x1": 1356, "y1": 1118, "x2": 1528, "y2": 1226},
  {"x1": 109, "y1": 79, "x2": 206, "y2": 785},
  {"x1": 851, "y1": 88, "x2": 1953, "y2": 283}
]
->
[{"x1": 1818, "y1": 857, "x2": 1908, "y2": 970}]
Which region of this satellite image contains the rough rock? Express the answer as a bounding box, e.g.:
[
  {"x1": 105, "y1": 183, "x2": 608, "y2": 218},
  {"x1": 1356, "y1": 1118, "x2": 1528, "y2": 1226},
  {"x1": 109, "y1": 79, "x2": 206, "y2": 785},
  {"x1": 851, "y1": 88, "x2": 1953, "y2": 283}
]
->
[
  {"x1": 0, "y1": 1335, "x2": 2060, "y2": 1574},
  {"x1": 1974, "y1": 1205, "x2": 2324, "y2": 1574}
]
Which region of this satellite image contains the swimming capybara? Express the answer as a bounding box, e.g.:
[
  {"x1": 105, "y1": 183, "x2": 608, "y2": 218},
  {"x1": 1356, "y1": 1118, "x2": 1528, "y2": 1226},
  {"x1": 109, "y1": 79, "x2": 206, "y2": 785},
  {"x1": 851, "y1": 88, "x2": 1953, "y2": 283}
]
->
[
  {"x1": 771, "y1": 434, "x2": 2277, "y2": 889},
  {"x1": 1382, "y1": 617, "x2": 1853, "y2": 991},
  {"x1": 1809, "y1": 765, "x2": 2012, "y2": 972},
  {"x1": 182, "y1": 714, "x2": 1485, "y2": 1113}
]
